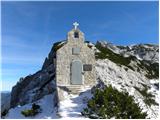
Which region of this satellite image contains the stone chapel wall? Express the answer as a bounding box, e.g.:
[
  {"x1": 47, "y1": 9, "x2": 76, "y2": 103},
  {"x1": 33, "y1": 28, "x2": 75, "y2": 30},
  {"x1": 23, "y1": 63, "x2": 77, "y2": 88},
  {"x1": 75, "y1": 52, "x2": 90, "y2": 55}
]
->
[{"x1": 56, "y1": 40, "x2": 96, "y2": 87}]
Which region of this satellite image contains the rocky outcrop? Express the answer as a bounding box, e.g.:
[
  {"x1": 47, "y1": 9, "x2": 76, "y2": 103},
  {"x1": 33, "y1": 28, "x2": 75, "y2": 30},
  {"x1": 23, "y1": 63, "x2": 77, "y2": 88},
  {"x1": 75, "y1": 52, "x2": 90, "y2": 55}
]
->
[
  {"x1": 9, "y1": 40, "x2": 159, "y2": 111},
  {"x1": 10, "y1": 65, "x2": 56, "y2": 108},
  {"x1": 10, "y1": 41, "x2": 68, "y2": 108},
  {"x1": 6, "y1": 40, "x2": 159, "y2": 119},
  {"x1": 97, "y1": 41, "x2": 159, "y2": 63},
  {"x1": 96, "y1": 41, "x2": 159, "y2": 79},
  {"x1": 95, "y1": 59, "x2": 159, "y2": 118},
  {"x1": 10, "y1": 42, "x2": 60, "y2": 108}
]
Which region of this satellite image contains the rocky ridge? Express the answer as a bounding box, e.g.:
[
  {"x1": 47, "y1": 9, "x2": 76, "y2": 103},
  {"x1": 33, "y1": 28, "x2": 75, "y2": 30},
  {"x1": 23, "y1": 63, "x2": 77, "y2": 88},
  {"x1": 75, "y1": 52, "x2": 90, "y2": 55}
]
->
[
  {"x1": 2, "y1": 40, "x2": 159, "y2": 119},
  {"x1": 97, "y1": 41, "x2": 159, "y2": 63}
]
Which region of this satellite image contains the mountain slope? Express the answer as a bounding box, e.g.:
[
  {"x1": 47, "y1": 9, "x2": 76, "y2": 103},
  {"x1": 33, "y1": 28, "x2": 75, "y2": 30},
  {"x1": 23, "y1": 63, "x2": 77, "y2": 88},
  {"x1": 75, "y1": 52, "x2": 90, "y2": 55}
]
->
[
  {"x1": 3, "y1": 40, "x2": 159, "y2": 119},
  {"x1": 5, "y1": 93, "x2": 58, "y2": 119},
  {"x1": 95, "y1": 41, "x2": 159, "y2": 79},
  {"x1": 96, "y1": 59, "x2": 159, "y2": 118},
  {"x1": 97, "y1": 41, "x2": 159, "y2": 63}
]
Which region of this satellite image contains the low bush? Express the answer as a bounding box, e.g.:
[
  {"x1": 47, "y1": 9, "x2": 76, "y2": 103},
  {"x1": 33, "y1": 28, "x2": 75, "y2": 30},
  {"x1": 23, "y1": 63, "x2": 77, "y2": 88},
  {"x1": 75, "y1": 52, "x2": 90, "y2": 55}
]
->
[
  {"x1": 95, "y1": 43, "x2": 159, "y2": 79},
  {"x1": 81, "y1": 85, "x2": 147, "y2": 119},
  {"x1": 134, "y1": 86, "x2": 158, "y2": 106},
  {"x1": 21, "y1": 103, "x2": 41, "y2": 117},
  {"x1": 21, "y1": 109, "x2": 37, "y2": 117},
  {"x1": 138, "y1": 61, "x2": 159, "y2": 79},
  {"x1": 32, "y1": 103, "x2": 40, "y2": 110},
  {"x1": 95, "y1": 44, "x2": 135, "y2": 70}
]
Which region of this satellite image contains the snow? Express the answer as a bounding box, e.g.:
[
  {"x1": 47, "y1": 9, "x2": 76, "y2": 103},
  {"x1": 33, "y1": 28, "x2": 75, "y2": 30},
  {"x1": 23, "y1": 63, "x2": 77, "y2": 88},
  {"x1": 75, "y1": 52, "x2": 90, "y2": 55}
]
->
[
  {"x1": 104, "y1": 42, "x2": 159, "y2": 63},
  {"x1": 135, "y1": 54, "x2": 143, "y2": 60},
  {"x1": 5, "y1": 93, "x2": 58, "y2": 119},
  {"x1": 149, "y1": 79, "x2": 159, "y2": 103},
  {"x1": 96, "y1": 59, "x2": 159, "y2": 119},
  {"x1": 5, "y1": 88, "x2": 93, "y2": 119},
  {"x1": 58, "y1": 88, "x2": 92, "y2": 118},
  {"x1": 4, "y1": 57, "x2": 159, "y2": 119},
  {"x1": 58, "y1": 41, "x2": 66, "y2": 46}
]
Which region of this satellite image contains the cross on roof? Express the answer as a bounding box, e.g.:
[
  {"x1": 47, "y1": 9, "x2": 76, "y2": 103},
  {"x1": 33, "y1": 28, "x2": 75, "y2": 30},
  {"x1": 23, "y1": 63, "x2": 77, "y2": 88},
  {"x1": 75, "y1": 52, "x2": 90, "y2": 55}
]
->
[{"x1": 73, "y1": 22, "x2": 79, "y2": 30}]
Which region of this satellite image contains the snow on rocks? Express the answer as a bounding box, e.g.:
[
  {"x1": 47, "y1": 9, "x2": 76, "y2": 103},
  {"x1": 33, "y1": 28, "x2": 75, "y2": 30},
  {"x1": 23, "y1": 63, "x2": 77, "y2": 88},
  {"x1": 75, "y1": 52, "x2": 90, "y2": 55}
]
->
[
  {"x1": 4, "y1": 58, "x2": 159, "y2": 119},
  {"x1": 5, "y1": 93, "x2": 58, "y2": 119},
  {"x1": 97, "y1": 40, "x2": 159, "y2": 63},
  {"x1": 149, "y1": 79, "x2": 159, "y2": 103},
  {"x1": 96, "y1": 59, "x2": 159, "y2": 119},
  {"x1": 58, "y1": 89, "x2": 92, "y2": 119}
]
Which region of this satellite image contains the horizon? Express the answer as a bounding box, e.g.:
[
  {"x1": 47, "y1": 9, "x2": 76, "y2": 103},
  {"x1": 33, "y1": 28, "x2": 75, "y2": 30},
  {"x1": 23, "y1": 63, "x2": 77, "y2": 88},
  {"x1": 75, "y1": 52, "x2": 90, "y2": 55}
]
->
[{"x1": 1, "y1": 1, "x2": 159, "y2": 91}]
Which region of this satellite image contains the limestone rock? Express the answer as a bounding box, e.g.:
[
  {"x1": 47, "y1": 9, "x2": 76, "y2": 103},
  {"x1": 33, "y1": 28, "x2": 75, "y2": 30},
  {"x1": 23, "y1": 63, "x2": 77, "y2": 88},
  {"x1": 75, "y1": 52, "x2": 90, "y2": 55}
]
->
[{"x1": 97, "y1": 40, "x2": 159, "y2": 63}]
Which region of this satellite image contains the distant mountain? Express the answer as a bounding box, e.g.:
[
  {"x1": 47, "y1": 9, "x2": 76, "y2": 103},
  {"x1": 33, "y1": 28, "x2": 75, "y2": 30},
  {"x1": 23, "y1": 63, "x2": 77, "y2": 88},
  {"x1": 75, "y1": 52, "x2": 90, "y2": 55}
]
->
[
  {"x1": 3, "y1": 40, "x2": 159, "y2": 119},
  {"x1": 97, "y1": 41, "x2": 159, "y2": 63},
  {"x1": 95, "y1": 41, "x2": 159, "y2": 79}
]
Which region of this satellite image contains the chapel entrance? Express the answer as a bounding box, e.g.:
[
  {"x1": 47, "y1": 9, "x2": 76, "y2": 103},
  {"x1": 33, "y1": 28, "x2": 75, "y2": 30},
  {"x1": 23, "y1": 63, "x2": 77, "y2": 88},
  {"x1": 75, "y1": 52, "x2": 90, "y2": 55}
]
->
[{"x1": 71, "y1": 60, "x2": 82, "y2": 85}]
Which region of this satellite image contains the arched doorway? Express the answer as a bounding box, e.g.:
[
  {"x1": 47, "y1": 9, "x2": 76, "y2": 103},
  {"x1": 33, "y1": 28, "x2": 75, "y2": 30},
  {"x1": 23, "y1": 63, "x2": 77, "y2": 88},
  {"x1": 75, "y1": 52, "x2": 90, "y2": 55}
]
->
[{"x1": 71, "y1": 60, "x2": 82, "y2": 85}]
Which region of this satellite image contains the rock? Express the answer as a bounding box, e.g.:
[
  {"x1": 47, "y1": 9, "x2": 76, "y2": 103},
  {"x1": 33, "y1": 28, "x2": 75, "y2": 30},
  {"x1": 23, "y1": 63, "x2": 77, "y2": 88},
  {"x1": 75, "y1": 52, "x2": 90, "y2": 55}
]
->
[
  {"x1": 10, "y1": 64, "x2": 56, "y2": 108},
  {"x1": 42, "y1": 43, "x2": 57, "y2": 70},
  {"x1": 1, "y1": 92, "x2": 11, "y2": 114},
  {"x1": 89, "y1": 113, "x2": 99, "y2": 119},
  {"x1": 8, "y1": 40, "x2": 159, "y2": 119},
  {"x1": 10, "y1": 41, "x2": 66, "y2": 108},
  {"x1": 10, "y1": 42, "x2": 61, "y2": 108},
  {"x1": 96, "y1": 40, "x2": 159, "y2": 63}
]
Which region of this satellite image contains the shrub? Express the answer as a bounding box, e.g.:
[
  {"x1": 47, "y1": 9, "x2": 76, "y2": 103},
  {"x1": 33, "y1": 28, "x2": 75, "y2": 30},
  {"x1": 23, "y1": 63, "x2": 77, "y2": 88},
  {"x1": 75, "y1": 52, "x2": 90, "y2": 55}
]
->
[
  {"x1": 134, "y1": 86, "x2": 158, "y2": 106},
  {"x1": 32, "y1": 103, "x2": 40, "y2": 110},
  {"x1": 138, "y1": 61, "x2": 159, "y2": 79},
  {"x1": 21, "y1": 109, "x2": 37, "y2": 117},
  {"x1": 21, "y1": 103, "x2": 41, "y2": 117},
  {"x1": 81, "y1": 85, "x2": 147, "y2": 119},
  {"x1": 95, "y1": 43, "x2": 159, "y2": 79},
  {"x1": 95, "y1": 44, "x2": 135, "y2": 70}
]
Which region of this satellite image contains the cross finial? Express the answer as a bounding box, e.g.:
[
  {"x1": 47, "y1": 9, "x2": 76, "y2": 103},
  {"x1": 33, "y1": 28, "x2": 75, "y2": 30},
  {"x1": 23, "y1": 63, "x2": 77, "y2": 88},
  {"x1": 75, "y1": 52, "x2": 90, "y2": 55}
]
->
[{"x1": 73, "y1": 22, "x2": 79, "y2": 30}]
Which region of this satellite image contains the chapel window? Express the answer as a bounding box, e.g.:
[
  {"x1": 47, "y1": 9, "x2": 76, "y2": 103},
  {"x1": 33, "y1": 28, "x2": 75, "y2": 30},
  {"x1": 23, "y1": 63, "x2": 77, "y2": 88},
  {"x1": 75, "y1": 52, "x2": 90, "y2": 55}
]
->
[{"x1": 74, "y1": 32, "x2": 79, "y2": 38}]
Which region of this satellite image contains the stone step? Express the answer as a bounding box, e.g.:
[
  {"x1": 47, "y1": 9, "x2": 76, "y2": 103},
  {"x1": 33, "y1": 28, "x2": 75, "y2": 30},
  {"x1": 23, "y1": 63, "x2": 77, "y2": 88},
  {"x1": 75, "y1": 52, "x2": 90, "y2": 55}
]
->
[
  {"x1": 65, "y1": 85, "x2": 82, "y2": 88},
  {"x1": 67, "y1": 87, "x2": 82, "y2": 91},
  {"x1": 69, "y1": 90, "x2": 82, "y2": 94},
  {"x1": 66, "y1": 86, "x2": 83, "y2": 94}
]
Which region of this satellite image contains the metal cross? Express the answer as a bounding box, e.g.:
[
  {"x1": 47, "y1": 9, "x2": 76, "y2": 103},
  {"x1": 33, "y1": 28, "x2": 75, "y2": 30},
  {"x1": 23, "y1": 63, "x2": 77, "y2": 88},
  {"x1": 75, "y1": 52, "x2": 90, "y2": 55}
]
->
[{"x1": 73, "y1": 22, "x2": 79, "y2": 29}]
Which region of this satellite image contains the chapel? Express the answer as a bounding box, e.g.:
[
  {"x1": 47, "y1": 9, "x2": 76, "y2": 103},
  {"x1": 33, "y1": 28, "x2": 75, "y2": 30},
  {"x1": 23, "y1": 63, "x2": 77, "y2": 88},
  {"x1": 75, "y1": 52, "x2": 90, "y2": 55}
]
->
[{"x1": 56, "y1": 22, "x2": 96, "y2": 100}]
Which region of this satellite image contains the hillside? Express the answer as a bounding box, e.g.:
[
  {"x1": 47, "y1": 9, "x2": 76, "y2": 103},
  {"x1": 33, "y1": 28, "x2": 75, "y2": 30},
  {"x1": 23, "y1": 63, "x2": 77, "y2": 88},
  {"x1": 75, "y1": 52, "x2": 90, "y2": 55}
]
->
[{"x1": 1, "y1": 40, "x2": 159, "y2": 119}]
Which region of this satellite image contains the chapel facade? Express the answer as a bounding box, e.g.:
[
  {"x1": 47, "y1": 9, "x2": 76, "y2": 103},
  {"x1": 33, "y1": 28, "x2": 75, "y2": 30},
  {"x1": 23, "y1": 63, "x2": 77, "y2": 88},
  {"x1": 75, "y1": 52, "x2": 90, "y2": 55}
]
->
[{"x1": 56, "y1": 22, "x2": 96, "y2": 100}]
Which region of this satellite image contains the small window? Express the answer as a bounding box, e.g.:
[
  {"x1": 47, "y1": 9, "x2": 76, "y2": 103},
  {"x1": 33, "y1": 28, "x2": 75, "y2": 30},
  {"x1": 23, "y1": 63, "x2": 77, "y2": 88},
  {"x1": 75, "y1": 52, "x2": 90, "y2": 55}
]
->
[
  {"x1": 72, "y1": 47, "x2": 80, "y2": 55},
  {"x1": 74, "y1": 32, "x2": 79, "y2": 38}
]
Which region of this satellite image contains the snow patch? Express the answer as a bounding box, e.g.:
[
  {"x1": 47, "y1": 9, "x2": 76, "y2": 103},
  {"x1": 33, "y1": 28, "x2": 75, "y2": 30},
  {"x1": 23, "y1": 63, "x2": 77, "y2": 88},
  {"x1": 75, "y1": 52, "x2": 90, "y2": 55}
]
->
[
  {"x1": 58, "y1": 89, "x2": 92, "y2": 118},
  {"x1": 5, "y1": 93, "x2": 58, "y2": 119},
  {"x1": 96, "y1": 59, "x2": 159, "y2": 119}
]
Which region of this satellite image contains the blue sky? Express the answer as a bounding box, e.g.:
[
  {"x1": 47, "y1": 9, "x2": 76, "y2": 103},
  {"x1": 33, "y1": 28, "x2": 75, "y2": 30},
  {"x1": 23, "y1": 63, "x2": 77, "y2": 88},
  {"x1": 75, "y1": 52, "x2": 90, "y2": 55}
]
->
[{"x1": 1, "y1": 1, "x2": 159, "y2": 91}]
